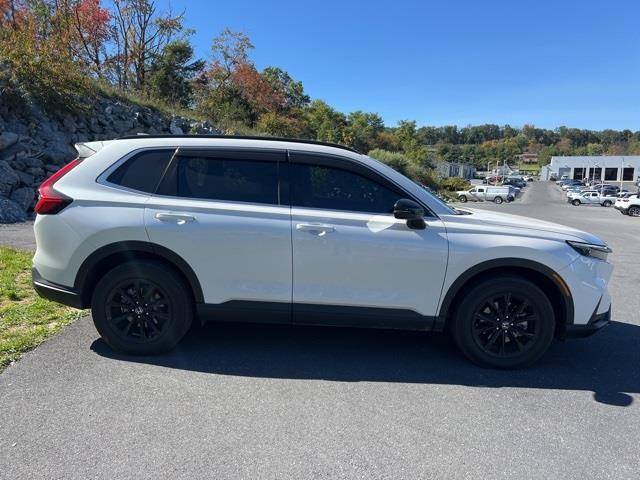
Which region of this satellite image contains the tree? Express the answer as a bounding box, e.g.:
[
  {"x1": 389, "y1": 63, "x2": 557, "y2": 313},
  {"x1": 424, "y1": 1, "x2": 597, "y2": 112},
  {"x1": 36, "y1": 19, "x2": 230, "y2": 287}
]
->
[
  {"x1": 70, "y1": 0, "x2": 111, "y2": 76},
  {"x1": 112, "y1": 0, "x2": 184, "y2": 90},
  {"x1": 147, "y1": 40, "x2": 204, "y2": 106},
  {"x1": 342, "y1": 111, "x2": 384, "y2": 152},
  {"x1": 305, "y1": 100, "x2": 346, "y2": 143},
  {"x1": 211, "y1": 27, "x2": 253, "y2": 80},
  {"x1": 262, "y1": 66, "x2": 309, "y2": 109}
]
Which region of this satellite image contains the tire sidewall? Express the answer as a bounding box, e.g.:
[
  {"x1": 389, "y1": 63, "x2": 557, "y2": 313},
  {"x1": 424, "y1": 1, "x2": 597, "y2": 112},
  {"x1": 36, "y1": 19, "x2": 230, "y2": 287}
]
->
[
  {"x1": 91, "y1": 261, "x2": 193, "y2": 355},
  {"x1": 452, "y1": 276, "x2": 555, "y2": 369},
  {"x1": 494, "y1": 197, "x2": 503, "y2": 204}
]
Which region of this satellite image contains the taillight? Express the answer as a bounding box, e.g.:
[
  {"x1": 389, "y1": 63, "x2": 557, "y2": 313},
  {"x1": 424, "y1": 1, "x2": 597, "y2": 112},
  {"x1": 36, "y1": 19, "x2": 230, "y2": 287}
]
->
[{"x1": 34, "y1": 159, "x2": 81, "y2": 215}]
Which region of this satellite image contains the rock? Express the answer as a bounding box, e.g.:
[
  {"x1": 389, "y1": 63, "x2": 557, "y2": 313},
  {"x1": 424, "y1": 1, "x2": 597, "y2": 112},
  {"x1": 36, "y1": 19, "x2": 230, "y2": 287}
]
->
[
  {"x1": 62, "y1": 116, "x2": 77, "y2": 133},
  {"x1": 0, "y1": 132, "x2": 19, "y2": 150},
  {"x1": 26, "y1": 167, "x2": 45, "y2": 178},
  {"x1": 0, "y1": 160, "x2": 20, "y2": 196},
  {"x1": 16, "y1": 170, "x2": 34, "y2": 186},
  {"x1": 10, "y1": 187, "x2": 35, "y2": 211},
  {"x1": 169, "y1": 120, "x2": 183, "y2": 135},
  {"x1": 22, "y1": 156, "x2": 43, "y2": 168},
  {"x1": 0, "y1": 197, "x2": 26, "y2": 223}
]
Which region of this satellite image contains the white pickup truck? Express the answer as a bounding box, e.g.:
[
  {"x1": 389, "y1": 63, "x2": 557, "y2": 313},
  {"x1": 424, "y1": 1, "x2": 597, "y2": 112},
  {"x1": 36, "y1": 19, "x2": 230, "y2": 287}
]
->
[
  {"x1": 569, "y1": 191, "x2": 617, "y2": 207},
  {"x1": 456, "y1": 186, "x2": 514, "y2": 204}
]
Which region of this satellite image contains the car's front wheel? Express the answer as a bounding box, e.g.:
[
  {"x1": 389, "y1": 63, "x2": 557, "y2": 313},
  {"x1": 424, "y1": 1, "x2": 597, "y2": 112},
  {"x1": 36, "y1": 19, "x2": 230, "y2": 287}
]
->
[
  {"x1": 91, "y1": 260, "x2": 193, "y2": 355},
  {"x1": 451, "y1": 276, "x2": 555, "y2": 369},
  {"x1": 458, "y1": 196, "x2": 468, "y2": 203},
  {"x1": 629, "y1": 206, "x2": 640, "y2": 217},
  {"x1": 571, "y1": 199, "x2": 581, "y2": 206}
]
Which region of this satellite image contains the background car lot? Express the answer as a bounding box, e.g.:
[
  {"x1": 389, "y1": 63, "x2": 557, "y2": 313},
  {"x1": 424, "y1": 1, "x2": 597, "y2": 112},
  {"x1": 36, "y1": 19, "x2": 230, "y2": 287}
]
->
[{"x1": 1, "y1": 181, "x2": 639, "y2": 479}]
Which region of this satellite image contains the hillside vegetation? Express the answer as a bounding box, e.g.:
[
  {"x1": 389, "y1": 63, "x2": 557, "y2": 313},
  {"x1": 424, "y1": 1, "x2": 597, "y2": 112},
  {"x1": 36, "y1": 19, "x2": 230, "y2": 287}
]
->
[{"x1": 1, "y1": 1, "x2": 639, "y2": 185}]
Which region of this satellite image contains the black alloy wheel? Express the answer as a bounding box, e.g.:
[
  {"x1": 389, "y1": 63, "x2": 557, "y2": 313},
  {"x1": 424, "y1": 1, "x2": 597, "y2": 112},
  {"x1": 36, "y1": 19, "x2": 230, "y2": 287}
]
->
[
  {"x1": 629, "y1": 206, "x2": 640, "y2": 217},
  {"x1": 452, "y1": 275, "x2": 555, "y2": 369},
  {"x1": 91, "y1": 260, "x2": 193, "y2": 355},
  {"x1": 470, "y1": 293, "x2": 538, "y2": 358},
  {"x1": 105, "y1": 279, "x2": 171, "y2": 343}
]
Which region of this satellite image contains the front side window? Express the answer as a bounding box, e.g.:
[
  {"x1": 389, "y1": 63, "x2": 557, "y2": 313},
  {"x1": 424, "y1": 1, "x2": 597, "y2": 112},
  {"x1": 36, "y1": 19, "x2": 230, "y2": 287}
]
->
[
  {"x1": 107, "y1": 149, "x2": 174, "y2": 193},
  {"x1": 290, "y1": 163, "x2": 402, "y2": 213},
  {"x1": 160, "y1": 156, "x2": 279, "y2": 205}
]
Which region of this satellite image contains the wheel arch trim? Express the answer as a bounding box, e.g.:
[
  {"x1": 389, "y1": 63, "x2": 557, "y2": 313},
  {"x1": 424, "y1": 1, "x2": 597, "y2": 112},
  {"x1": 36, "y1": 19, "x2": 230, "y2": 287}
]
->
[
  {"x1": 74, "y1": 241, "x2": 204, "y2": 307},
  {"x1": 435, "y1": 258, "x2": 575, "y2": 331}
]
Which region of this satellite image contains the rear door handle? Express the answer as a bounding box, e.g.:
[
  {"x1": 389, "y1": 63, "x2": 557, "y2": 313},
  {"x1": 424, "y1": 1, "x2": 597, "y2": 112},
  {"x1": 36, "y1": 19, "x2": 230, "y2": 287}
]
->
[
  {"x1": 296, "y1": 223, "x2": 335, "y2": 236},
  {"x1": 155, "y1": 212, "x2": 196, "y2": 225}
]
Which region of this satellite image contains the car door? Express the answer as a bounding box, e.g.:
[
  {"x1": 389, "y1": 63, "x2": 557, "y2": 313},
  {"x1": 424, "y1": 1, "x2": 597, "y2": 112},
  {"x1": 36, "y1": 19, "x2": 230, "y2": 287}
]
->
[
  {"x1": 473, "y1": 187, "x2": 485, "y2": 201},
  {"x1": 144, "y1": 147, "x2": 292, "y2": 317},
  {"x1": 287, "y1": 152, "x2": 449, "y2": 328}
]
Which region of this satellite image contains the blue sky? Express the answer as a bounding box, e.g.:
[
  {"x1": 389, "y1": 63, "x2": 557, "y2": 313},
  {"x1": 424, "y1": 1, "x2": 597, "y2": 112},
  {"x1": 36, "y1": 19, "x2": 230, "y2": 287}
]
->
[{"x1": 157, "y1": 0, "x2": 640, "y2": 130}]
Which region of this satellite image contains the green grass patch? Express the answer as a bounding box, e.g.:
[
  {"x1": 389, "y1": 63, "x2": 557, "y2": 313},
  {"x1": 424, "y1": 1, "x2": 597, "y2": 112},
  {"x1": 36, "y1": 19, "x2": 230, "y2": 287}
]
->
[{"x1": 0, "y1": 248, "x2": 84, "y2": 371}]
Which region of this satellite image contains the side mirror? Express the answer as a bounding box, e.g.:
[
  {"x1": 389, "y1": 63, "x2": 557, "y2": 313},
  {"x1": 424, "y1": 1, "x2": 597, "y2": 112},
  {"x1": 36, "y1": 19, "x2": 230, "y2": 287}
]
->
[{"x1": 393, "y1": 199, "x2": 426, "y2": 230}]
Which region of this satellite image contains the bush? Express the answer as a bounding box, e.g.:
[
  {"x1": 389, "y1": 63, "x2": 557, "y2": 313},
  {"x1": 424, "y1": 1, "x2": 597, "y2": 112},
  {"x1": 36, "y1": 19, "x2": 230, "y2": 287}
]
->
[
  {"x1": 0, "y1": 27, "x2": 92, "y2": 113},
  {"x1": 440, "y1": 177, "x2": 471, "y2": 192}
]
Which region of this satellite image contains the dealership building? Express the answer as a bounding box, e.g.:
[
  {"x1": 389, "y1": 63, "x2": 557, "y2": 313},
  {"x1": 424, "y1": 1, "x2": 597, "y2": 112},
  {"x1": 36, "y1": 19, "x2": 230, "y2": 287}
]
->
[{"x1": 540, "y1": 155, "x2": 640, "y2": 183}]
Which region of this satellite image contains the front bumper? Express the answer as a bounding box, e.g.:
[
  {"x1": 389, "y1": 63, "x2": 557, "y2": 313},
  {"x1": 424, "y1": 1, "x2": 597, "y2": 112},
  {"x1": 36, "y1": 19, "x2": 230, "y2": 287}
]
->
[
  {"x1": 564, "y1": 306, "x2": 610, "y2": 338},
  {"x1": 32, "y1": 268, "x2": 83, "y2": 309}
]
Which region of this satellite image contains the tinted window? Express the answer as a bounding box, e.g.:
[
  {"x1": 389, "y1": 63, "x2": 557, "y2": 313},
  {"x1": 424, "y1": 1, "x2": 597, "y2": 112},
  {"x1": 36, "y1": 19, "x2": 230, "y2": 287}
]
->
[
  {"x1": 107, "y1": 149, "x2": 174, "y2": 193},
  {"x1": 291, "y1": 164, "x2": 402, "y2": 213},
  {"x1": 166, "y1": 156, "x2": 279, "y2": 204}
]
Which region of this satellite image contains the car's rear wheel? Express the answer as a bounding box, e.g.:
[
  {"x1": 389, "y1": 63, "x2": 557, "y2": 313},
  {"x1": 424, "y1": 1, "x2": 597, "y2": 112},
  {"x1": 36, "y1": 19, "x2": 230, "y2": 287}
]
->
[
  {"x1": 451, "y1": 276, "x2": 555, "y2": 369},
  {"x1": 629, "y1": 206, "x2": 640, "y2": 217},
  {"x1": 571, "y1": 199, "x2": 581, "y2": 206},
  {"x1": 494, "y1": 196, "x2": 503, "y2": 204},
  {"x1": 91, "y1": 261, "x2": 193, "y2": 355},
  {"x1": 602, "y1": 200, "x2": 612, "y2": 207},
  {"x1": 458, "y1": 196, "x2": 467, "y2": 203}
]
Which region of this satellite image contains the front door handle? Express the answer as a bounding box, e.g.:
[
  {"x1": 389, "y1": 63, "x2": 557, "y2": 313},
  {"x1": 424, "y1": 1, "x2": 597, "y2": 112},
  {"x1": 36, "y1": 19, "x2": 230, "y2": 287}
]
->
[
  {"x1": 296, "y1": 223, "x2": 335, "y2": 236},
  {"x1": 155, "y1": 212, "x2": 196, "y2": 225}
]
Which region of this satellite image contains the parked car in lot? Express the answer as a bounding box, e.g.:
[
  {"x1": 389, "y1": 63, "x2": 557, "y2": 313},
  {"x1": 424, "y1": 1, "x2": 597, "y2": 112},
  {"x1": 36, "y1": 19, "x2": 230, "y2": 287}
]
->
[
  {"x1": 569, "y1": 191, "x2": 618, "y2": 207},
  {"x1": 456, "y1": 185, "x2": 514, "y2": 204},
  {"x1": 614, "y1": 193, "x2": 640, "y2": 216},
  {"x1": 561, "y1": 180, "x2": 583, "y2": 191},
  {"x1": 32, "y1": 135, "x2": 614, "y2": 369},
  {"x1": 504, "y1": 177, "x2": 526, "y2": 188},
  {"x1": 482, "y1": 175, "x2": 503, "y2": 184}
]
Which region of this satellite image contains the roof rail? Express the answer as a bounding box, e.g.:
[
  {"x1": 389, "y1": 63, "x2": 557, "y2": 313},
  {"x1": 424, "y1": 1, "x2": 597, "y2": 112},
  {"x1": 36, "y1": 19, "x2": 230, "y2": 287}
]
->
[{"x1": 115, "y1": 134, "x2": 361, "y2": 154}]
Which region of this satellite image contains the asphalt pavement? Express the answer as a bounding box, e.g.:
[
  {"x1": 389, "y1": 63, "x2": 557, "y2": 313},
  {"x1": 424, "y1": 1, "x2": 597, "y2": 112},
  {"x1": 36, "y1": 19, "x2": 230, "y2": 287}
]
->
[{"x1": 1, "y1": 182, "x2": 639, "y2": 479}]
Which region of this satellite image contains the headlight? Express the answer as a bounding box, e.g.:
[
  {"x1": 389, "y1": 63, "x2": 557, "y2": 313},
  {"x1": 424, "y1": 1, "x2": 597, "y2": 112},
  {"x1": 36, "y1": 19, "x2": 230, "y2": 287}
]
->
[{"x1": 567, "y1": 241, "x2": 612, "y2": 261}]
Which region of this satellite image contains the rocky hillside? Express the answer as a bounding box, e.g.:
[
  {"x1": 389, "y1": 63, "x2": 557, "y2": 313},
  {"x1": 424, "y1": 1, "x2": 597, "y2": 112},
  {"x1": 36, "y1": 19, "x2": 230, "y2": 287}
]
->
[{"x1": 0, "y1": 86, "x2": 218, "y2": 223}]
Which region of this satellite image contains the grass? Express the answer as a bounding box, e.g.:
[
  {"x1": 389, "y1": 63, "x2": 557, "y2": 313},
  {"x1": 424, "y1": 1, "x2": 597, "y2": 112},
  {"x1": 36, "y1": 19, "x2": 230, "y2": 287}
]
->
[{"x1": 0, "y1": 247, "x2": 84, "y2": 371}]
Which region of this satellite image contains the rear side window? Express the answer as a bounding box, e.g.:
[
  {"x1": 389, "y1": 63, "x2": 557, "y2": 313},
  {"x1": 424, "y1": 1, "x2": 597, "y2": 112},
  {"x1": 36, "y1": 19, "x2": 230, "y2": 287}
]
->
[
  {"x1": 107, "y1": 149, "x2": 174, "y2": 193},
  {"x1": 290, "y1": 163, "x2": 402, "y2": 213},
  {"x1": 160, "y1": 156, "x2": 279, "y2": 205}
]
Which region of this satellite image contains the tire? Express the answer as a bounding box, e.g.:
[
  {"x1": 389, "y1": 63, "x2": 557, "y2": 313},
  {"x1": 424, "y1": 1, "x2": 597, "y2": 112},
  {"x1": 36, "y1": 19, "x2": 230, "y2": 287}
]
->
[
  {"x1": 494, "y1": 196, "x2": 504, "y2": 204},
  {"x1": 629, "y1": 206, "x2": 640, "y2": 217},
  {"x1": 458, "y1": 196, "x2": 468, "y2": 203},
  {"x1": 91, "y1": 260, "x2": 194, "y2": 355},
  {"x1": 451, "y1": 275, "x2": 555, "y2": 369},
  {"x1": 602, "y1": 200, "x2": 612, "y2": 207},
  {"x1": 571, "y1": 199, "x2": 581, "y2": 206}
]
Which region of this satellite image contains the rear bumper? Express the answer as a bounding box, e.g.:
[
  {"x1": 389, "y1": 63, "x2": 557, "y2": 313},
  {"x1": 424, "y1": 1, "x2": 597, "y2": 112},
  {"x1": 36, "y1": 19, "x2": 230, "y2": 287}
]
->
[
  {"x1": 564, "y1": 306, "x2": 610, "y2": 338},
  {"x1": 32, "y1": 268, "x2": 83, "y2": 309}
]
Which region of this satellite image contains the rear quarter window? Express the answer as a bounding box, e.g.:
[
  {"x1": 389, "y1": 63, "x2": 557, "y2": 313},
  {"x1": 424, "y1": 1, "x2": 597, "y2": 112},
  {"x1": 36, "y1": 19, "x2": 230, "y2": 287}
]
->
[{"x1": 106, "y1": 149, "x2": 174, "y2": 193}]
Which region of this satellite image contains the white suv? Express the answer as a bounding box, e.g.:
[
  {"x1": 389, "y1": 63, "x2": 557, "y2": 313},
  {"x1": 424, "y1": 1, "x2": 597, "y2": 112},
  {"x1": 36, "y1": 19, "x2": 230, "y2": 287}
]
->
[
  {"x1": 614, "y1": 193, "x2": 640, "y2": 216},
  {"x1": 32, "y1": 136, "x2": 614, "y2": 368}
]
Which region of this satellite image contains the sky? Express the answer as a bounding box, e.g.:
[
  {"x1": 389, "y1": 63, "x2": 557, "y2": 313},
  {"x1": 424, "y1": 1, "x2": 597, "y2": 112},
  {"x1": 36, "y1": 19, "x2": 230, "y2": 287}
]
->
[{"x1": 155, "y1": 0, "x2": 640, "y2": 130}]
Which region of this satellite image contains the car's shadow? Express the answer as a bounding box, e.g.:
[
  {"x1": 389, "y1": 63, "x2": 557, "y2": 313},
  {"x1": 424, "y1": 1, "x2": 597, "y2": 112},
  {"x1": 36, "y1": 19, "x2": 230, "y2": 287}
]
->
[{"x1": 91, "y1": 319, "x2": 640, "y2": 407}]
